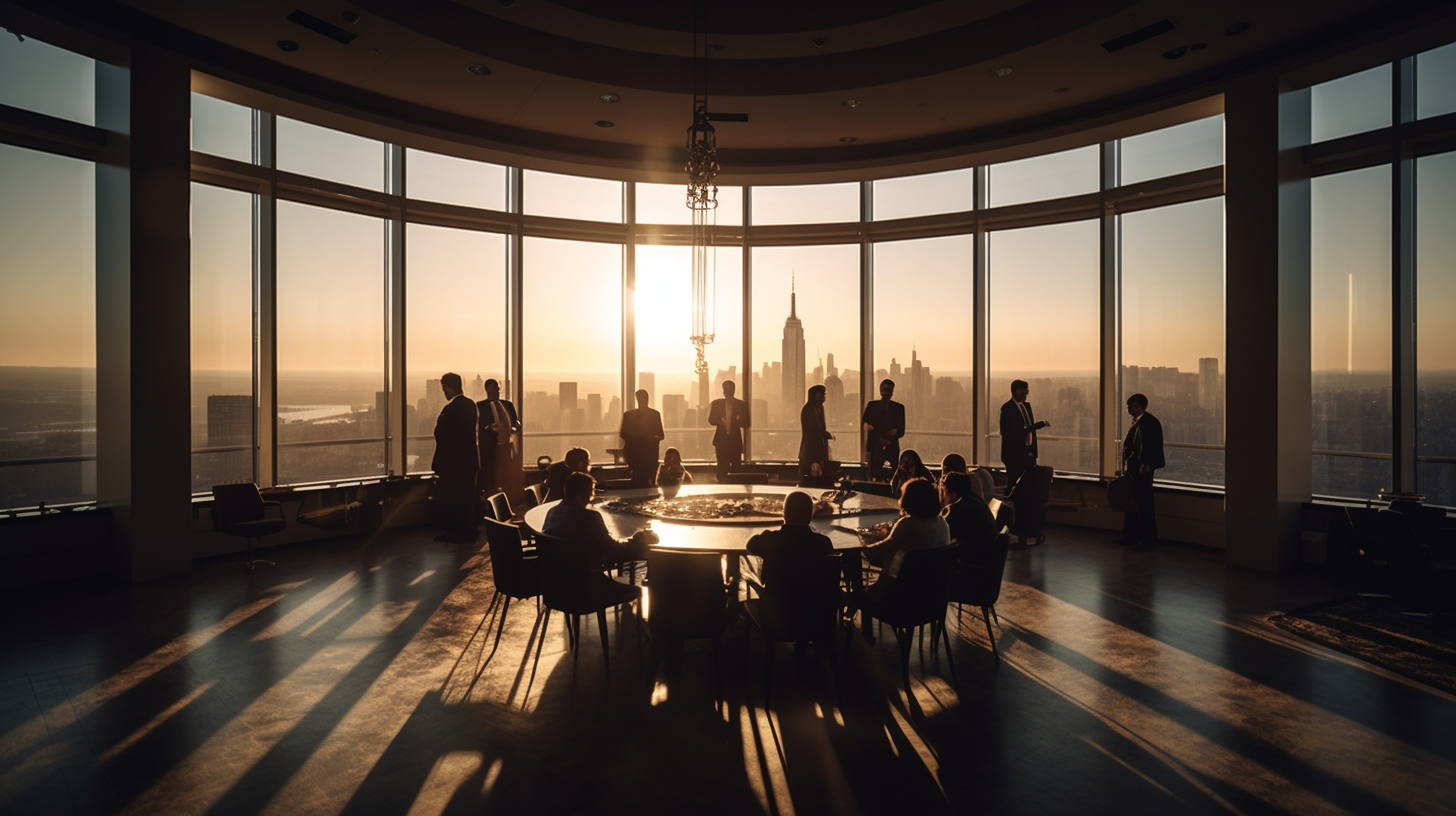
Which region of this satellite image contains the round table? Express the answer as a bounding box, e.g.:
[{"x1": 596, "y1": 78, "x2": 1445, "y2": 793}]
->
[{"x1": 522, "y1": 483, "x2": 900, "y2": 553}]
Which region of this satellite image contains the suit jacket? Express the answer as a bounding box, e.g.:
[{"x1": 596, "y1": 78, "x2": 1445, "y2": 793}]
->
[
  {"x1": 942, "y1": 497, "x2": 999, "y2": 566},
  {"x1": 1123, "y1": 411, "x2": 1166, "y2": 471},
  {"x1": 476, "y1": 398, "x2": 519, "y2": 457},
  {"x1": 432, "y1": 395, "x2": 479, "y2": 477},
  {"x1": 707, "y1": 397, "x2": 750, "y2": 452},
  {"x1": 619, "y1": 407, "x2": 665, "y2": 462},
  {"x1": 861, "y1": 399, "x2": 905, "y2": 447},
  {"x1": 999, "y1": 398, "x2": 1039, "y2": 463},
  {"x1": 798, "y1": 402, "x2": 830, "y2": 470}
]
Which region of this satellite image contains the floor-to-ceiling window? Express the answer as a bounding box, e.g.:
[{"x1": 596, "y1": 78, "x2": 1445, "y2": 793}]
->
[{"x1": 0, "y1": 34, "x2": 97, "y2": 512}]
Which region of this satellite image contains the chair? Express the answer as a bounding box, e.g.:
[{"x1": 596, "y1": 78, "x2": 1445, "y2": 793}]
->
[
  {"x1": 480, "y1": 518, "x2": 543, "y2": 662},
  {"x1": 857, "y1": 544, "x2": 961, "y2": 693},
  {"x1": 527, "y1": 482, "x2": 547, "y2": 507},
  {"x1": 534, "y1": 533, "x2": 642, "y2": 674},
  {"x1": 645, "y1": 550, "x2": 735, "y2": 698},
  {"x1": 742, "y1": 553, "x2": 845, "y2": 706},
  {"x1": 969, "y1": 467, "x2": 997, "y2": 503},
  {"x1": 1372, "y1": 509, "x2": 1456, "y2": 612},
  {"x1": 489, "y1": 491, "x2": 515, "y2": 523},
  {"x1": 1007, "y1": 465, "x2": 1052, "y2": 544},
  {"x1": 212, "y1": 483, "x2": 286, "y2": 569},
  {"x1": 949, "y1": 533, "x2": 1011, "y2": 661}
]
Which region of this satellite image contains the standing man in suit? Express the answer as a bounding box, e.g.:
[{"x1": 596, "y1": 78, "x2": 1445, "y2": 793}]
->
[
  {"x1": 999, "y1": 379, "x2": 1049, "y2": 489},
  {"x1": 433, "y1": 372, "x2": 479, "y2": 543},
  {"x1": 619, "y1": 389, "x2": 665, "y2": 486},
  {"x1": 1120, "y1": 392, "x2": 1165, "y2": 552},
  {"x1": 798, "y1": 384, "x2": 833, "y2": 482},
  {"x1": 861, "y1": 379, "x2": 906, "y2": 482},
  {"x1": 476, "y1": 378, "x2": 521, "y2": 498},
  {"x1": 707, "y1": 380, "x2": 750, "y2": 481}
]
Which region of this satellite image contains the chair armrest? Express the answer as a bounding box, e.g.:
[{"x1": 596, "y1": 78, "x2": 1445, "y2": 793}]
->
[{"x1": 263, "y1": 501, "x2": 286, "y2": 521}]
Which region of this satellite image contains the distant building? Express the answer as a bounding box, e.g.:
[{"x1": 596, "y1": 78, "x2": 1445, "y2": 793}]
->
[
  {"x1": 781, "y1": 283, "x2": 806, "y2": 414},
  {"x1": 559, "y1": 382, "x2": 578, "y2": 414}
]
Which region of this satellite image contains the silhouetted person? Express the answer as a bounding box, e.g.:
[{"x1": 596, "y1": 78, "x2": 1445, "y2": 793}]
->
[
  {"x1": 708, "y1": 380, "x2": 749, "y2": 481},
  {"x1": 1120, "y1": 393, "x2": 1165, "y2": 551},
  {"x1": 476, "y1": 378, "x2": 520, "y2": 497},
  {"x1": 746, "y1": 491, "x2": 834, "y2": 590},
  {"x1": 862, "y1": 378, "x2": 905, "y2": 482},
  {"x1": 940, "y1": 471, "x2": 998, "y2": 566},
  {"x1": 891, "y1": 449, "x2": 933, "y2": 499},
  {"x1": 999, "y1": 379, "x2": 1049, "y2": 489},
  {"x1": 541, "y1": 472, "x2": 657, "y2": 582},
  {"x1": 858, "y1": 478, "x2": 952, "y2": 604},
  {"x1": 619, "y1": 389, "x2": 665, "y2": 487},
  {"x1": 940, "y1": 452, "x2": 968, "y2": 477},
  {"x1": 798, "y1": 384, "x2": 834, "y2": 482},
  {"x1": 543, "y1": 447, "x2": 590, "y2": 503},
  {"x1": 655, "y1": 446, "x2": 693, "y2": 486},
  {"x1": 432, "y1": 372, "x2": 479, "y2": 542}
]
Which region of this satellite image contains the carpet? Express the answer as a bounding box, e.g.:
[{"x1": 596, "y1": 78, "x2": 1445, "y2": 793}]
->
[{"x1": 1268, "y1": 597, "x2": 1456, "y2": 697}]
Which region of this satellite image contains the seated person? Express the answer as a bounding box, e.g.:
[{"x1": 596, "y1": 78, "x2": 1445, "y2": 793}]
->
[
  {"x1": 542, "y1": 447, "x2": 591, "y2": 503},
  {"x1": 890, "y1": 449, "x2": 934, "y2": 500},
  {"x1": 746, "y1": 491, "x2": 833, "y2": 588},
  {"x1": 940, "y1": 452, "x2": 968, "y2": 477},
  {"x1": 860, "y1": 478, "x2": 952, "y2": 602},
  {"x1": 939, "y1": 471, "x2": 999, "y2": 566},
  {"x1": 541, "y1": 472, "x2": 656, "y2": 564},
  {"x1": 654, "y1": 446, "x2": 693, "y2": 486}
]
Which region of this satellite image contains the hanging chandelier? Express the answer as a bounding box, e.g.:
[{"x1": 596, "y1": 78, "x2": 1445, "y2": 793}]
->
[{"x1": 686, "y1": 7, "x2": 717, "y2": 376}]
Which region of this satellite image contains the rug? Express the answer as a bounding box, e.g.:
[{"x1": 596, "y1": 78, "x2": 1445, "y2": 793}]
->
[{"x1": 1268, "y1": 597, "x2": 1456, "y2": 697}]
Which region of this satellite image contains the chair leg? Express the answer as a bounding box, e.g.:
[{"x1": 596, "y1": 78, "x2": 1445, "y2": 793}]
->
[
  {"x1": 764, "y1": 639, "x2": 776, "y2": 708},
  {"x1": 826, "y1": 629, "x2": 842, "y2": 707},
  {"x1": 982, "y1": 606, "x2": 999, "y2": 662},
  {"x1": 898, "y1": 628, "x2": 913, "y2": 694},
  {"x1": 489, "y1": 595, "x2": 512, "y2": 660},
  {"x1": 940, "y1": 613, "x2": 957, "y2": 683},
  {"x1": 597, "y1": 609, "x2": 610, "y2": 673}
]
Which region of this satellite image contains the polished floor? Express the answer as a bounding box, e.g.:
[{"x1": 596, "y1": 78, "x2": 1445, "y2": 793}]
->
[{"x1": 3, "y1": 523, "x2": 1455, "y2": 816}]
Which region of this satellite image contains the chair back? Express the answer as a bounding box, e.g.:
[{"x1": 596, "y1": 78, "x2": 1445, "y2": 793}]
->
[
  {"x1": 876, "y1": 544, "x2": 961, "y2": 627},
  {"x1": 646, "y1": 550, "x2": 731, "y2": 640},
  {"x1": 754, "y1": 553, "x2": 843, "y2": 642},
  {"x1": 212, "y1": 483, "x2": 266, "y2": 526},
  {"x1": 489, "y1": 492, "x2": 513, "y2": 522},
  {"x1": 518, "y1": 489, "x2": 539, "y2": 512},
  {"x1": 483, "y1": 518, "x2": 540, "y2": 600},
  {"x1": 527, "y1": 482, "x2": 546, "y2": 506},
  {"x1": 534, "y1": 533, "x2": 599, "y2": 610},
  {"x1": 969, "y1": 467, "x2": 996, "y2": 502},
  {"x1": 952, "y1": 533, "x2": 1010, "y2": 607}
]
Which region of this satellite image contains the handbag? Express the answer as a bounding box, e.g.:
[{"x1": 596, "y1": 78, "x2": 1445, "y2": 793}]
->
[{"x1": 1107, "y1": 474, "x2": 1136, "y2": 513}]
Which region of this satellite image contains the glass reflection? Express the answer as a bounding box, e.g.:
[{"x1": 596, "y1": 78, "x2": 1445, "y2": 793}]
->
[
  {"x1": 1416, "y1": 151, "x2": 1456, "y2": 506},
  {"x1": 1310, "y1": 64, "x2": 1391, "y2": 143}
]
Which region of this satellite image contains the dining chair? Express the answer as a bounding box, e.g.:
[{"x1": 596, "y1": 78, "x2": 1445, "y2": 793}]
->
[
  {"x1": 857, "y1": 544, "x2": 961, "y2": 693},
  {"x1": 949, "y1": 533, "x2": 1011, "y2": 662},
  {"x1": 645, "y1": 549, "x2": 735, "y2": 700},
  {"x1": 212, "y1": 483, "x2": 286, "y2": 569},
  {"x1": 742, "y1": 552, "x2": 845, "y2": 707},
  {"x1": 481, "y1": 518, "x2": 543, "y2": 662},
  {"x1": 534, "y1": 532, "x2": 642, "y2": 675},
  {"x1": 489, "y1": 491, "x2": 515, "y2": 524}
]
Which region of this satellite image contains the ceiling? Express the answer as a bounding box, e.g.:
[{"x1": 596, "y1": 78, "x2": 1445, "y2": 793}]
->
[{"x1": 19, "y1": 0, "x2": 1453, "y2": 180}]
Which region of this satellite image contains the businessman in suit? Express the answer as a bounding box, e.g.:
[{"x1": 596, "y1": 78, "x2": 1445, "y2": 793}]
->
[
  {"x1": 999, "y1": 379, "x2": 1049, "y2": 489},
  {"x1": 433, "y1": 372, "x2": 479, "y2": 543},
  {"x1": 1120, "y1": 392, "x2": 1165, "y2": 551},
  {"x1": 707, "y1": 380, "x2": 750, "y2": 481},
  {"x1": 861, "y1": 379, "x2": 906, "y2": 482},
  {"x1": 798, "y1": 384, "x2": 833, "y2": 482},
  {"x1": 619, "y1": 388, "x2": 665, "y2": 486},
  {"x1": 476, "y1": 378, "x2": 521, "y2": 497}
]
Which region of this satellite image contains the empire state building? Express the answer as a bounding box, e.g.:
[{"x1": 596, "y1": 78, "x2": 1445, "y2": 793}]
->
[{"x1": 781, "y1": 281, "x2": 806, "y2": 409}]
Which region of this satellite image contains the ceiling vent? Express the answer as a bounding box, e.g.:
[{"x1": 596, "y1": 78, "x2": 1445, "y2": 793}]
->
[
  {"x1": 287, "y1": 9, "x2": 358, "y2": 45},
  {"x1": 1100, "y1": 19, "x2": 1175, "y2": 53}
]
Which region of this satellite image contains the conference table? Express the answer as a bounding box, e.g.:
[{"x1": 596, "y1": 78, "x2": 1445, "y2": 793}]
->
[{"x1": 520, "y1": 483, "x2": 902, "y2": 554}]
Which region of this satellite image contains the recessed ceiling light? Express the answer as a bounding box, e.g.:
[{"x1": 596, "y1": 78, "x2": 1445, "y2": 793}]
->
[
  {"x1": 839, "y1": 136, "x2": 857, "y2": 143},
  {"x1": 1225, "y1": 21, "x2": 1250, "y2": 36},
  {"x1": 1163, "y1": 46, "x2": 1187, "y2": 60},
  {"x1": 277, "y1": 39, "x2": 299, "y2": 52},
  {"x1": 466, "y1": 63, "x2": 492, "y2": 76},
  {"x1": 1189, "y1": 42, "x2": 1207, "y2": 51},
  {"x1": 989, "y1": 66, "x2": 1013, "y2": 77},
  {"x1": 842, "y1": 98, "x2": 864, "y2": 108},
  {"x1": 599, "y1": 93, "x2": 621, "y2": 103},
  {"x1": 595, "y1": 120, "x2": 614, "y2": 128}
]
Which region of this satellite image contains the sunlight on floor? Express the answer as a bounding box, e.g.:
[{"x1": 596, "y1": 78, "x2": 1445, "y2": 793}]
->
[
  {"x1": 990, "y1": 582, "x2": 1456, "y2": 815},
  {"x1": 404, "y1": 751, "x2": 482, "y2": 816}
]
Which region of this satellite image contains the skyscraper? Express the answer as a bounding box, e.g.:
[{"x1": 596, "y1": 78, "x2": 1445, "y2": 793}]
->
[
  {"x1": 206, "y1": 395, "x2": 252, "y2": 447},
  {"x1": 781, "y1": 280, "x2": 806, "y2": 412},
  {"x1": 1199, "y1": 357, "x2": 1221, "y2": 410}
]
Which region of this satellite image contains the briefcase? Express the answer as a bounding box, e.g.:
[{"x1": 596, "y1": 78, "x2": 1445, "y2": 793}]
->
[{"x1": 1107, "y1": 475, "x2": 1136, "y2": 513}]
